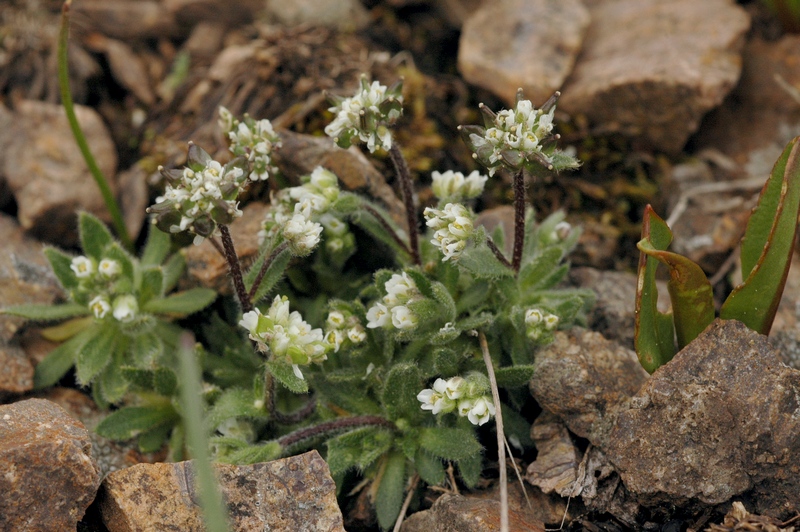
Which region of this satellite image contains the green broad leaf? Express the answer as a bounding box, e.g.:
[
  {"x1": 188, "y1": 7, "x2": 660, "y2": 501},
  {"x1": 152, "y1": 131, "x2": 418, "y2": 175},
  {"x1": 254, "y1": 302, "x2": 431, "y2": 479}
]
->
[
  {"x1": 265, "y1": 360, "x2": 309, "y2": 394},
  {"x1": 207, "y1": 388, "x2": 264, "y2": 429},
  {"x1": 456, "y1": 312, "x2": 495, "y2": 331},
  {"x1": 331, "y1": 191, "x2": 362, "y2": 214},
  {"x1": 350, "y1": 201, "x2": 409, "y2": 258},
  {"x1": 44, "y1": 247, "x2": 79, "y2": 289},
  {"x1": 414, "y1": 448, "x2": 445, "y2": 486},
  {"x1": 153, "y1": 367, "x2": 178, "y2": 396},
  {"x1": 245, "y1": 246, "x2": 291, "y2": 304},
  {"x1": 137, "y1": 423, "x2": 173, "y2": 453},
  {"x1": 76, "y1": 325, "x2": 119, "y2": 385},
  {"x1": 40, "y1": 316, "x2": 93, "y2": 342},
  {"x1": 33, "y1": 325, "x2": 97, "y2": 388},
  {"x1": 142, "y1": 288, "x2": 217, "y2": 315},
  {"x1": 404, "y1": 269, "x2": 434, "y2": 299},
  {"x1": 637, "y1": 214, "x2": 714, "y2": 349},
  {"x1": 457, "y1": 452, "x2": 483, "y2": 489},
  {"x1": 129, "y1": 331, "x2": 164, "y2": 367},
  {"x1": 120, "y1": 367, "x2": 156, "y2": 390},
  {"x1": 455, "y1": 280, "x2": 492, "y2": 313},
  {"x1": 104, "y1": 243, "x2": 136, "y2": 283},
  {"x1": 721, "y1": 137, "x2": 800, "y2": 335},
  {"x1": 222, "y1": 442, "x2": 282, "y2": 465},
  {"x1": 634, "y1": 206, "x2": 680, "y2": 374},
  {"x1": 97, "y1": 350, "x2": 129, "y2": 403},
  {"x1": 433, "y1": 348, "x2": 460, "y2": 376},
  {"x1": 429, "y1": 282, "x2": 457, "y2": 323},
  {"x1": 139, "y1": 267, "x2": 165, "y2": 306},
  {"x1": 428, "y1": 326, "x2": 462, "y2": 346},
  {"x1": 501, "y1": 403, "x2": 534, "y2": 449},
  {"x1": 79, "y1": 212, "x2": 114, "y2": 260},
  {"x1": 531, "y1": 263, "x2": 570, "y2": 292},
  {"x1": 141, "y1": 225, "x2": 172, "y2": 266},
  {"x1": 161, "y1": 252, "x2": 186, "y2": 293},
  {"x1": 375, "y1": 452, "x2": 408, "y2": 531},
  {"x1": 494, "y1": 365, "x2": 536, "y2": 388},
  {"x1": 458, "y1": 243, "x2": 514, "y2": 279},
  {"x1": 518, "y1": 247, "x2": 563, "y2": 291},
  {"x1": 382, "y1": 363, "x2": 423, "y2": 421},
  {"x1": 95, "y1": 403, "x2": 179, "y2": 440},
  {"x1": 419, "y1": 427, "x2": 483, "y2": 461},
  {"x1": 325, "y1": 427, "x2": 394, "y2": 475},
  {"x1": 1, "y1": 303, "x2": 90, "y2": 322}
]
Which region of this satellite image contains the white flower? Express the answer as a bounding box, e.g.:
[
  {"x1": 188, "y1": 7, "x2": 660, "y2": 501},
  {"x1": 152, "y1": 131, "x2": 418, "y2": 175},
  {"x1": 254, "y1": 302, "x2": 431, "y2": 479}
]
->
[
  {"x1": 347, "y1": 325, "x2": 366, "y2": 344},
  {"x1": 431, "y1": 170, "x2": 488, "y2": 201},
  {"x1": 424, "y1": 203, "x2": 475, "y2": 262},
  {"x1": 324, "y1": 78, "x2": 402, "y2": 153},
  {"x1": 525, "y1": 308, "x2": 543, "y2": 326},
  {"x1": 417, "y1": 378, "x2": 457, "y2": 414},
  {"x1": 552, "y1": 221, "x2": 572, "y2": 242},
  {"x1": 326, "y1": 328, "x2": 345, "y2": 352},
  {"x1": 391, "y1": 305, "x2": 417, "y2": 329},
  {"x1": 366, "y1": 302, "x2": 391, "y2": 329},
  {"x1": 544, "y1": 314, "x2": 560, "y2": 331},
  {"x1": 88, "y1": 295, "x2": 111, "y2": 319},
  {"x1": 112, "y1": 295, "x2": 138, "y2": 323},
  {"x1": 326, "y1": 311, "x2": 346, "y2": 329},
  {"x1": 292, "y1": 364, "x2": 305, "y2": 380},
  {"x1": 239, "y1": 310, "x2": 260, "y2": 337},
  {"x1": 443, "y1": 376, "x2": 465, "y2": 400},
  {"x1": 525, "y1": 308, "x2": 559, "y2": 339},
  {"x1": 459, "y1": 396, "x2": 496, "y2": 426},
  {"x1": 282, "y1": 213, "x2": 323, "y2": 256},
  {"x1": 98, "y1": 259, "x2": 121, "y2": 278},
  {"x1": 70, "y1": 256, "x2": 95, "y2": 279}
]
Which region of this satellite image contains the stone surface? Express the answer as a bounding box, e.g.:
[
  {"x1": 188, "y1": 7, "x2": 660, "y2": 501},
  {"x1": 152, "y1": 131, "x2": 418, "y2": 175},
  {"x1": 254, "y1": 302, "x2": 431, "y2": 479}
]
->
[
  {"x1": 265, "y1": 0, "x2": 369, "y2": 30},
  {"x1": 529, "y1": 328, "x2": 649, "y2": 447},
  {"x1": 0, "y1": 213, "x2": 61, "y2": 343},
  {"x1": 101, "y1": 450, "x2": 344, "y2": 531},
  {"x1": 0, "y1": 398, "x2": 101, "y2": 532},
  {"x1": 605, "y1": 319, "x2": 800, "y2": 517},
  {"x1": 72, "y1": 1, "x2": 180, "y2": 40},
  {"x1": 558, "y1": 0, "x2": 750, "y2": 154},
  {"x1": 2, "y1": 100, "x2": 118, "y2": 247},
  {"x1": 0, "y1": 343, "x2": 34, "y2": 397},
  {"x1": 164, "y1": 0, "x2": 263, "y2": 28},
  {"x1": 526, "y1": 411, "x2": 580, "y2": 496},
  {"x1": 401, "y1": 493, "x2": 545, "y2": 532},
  {"x1": 458, "y1": 0, "x2": 590, "y2": 106}
]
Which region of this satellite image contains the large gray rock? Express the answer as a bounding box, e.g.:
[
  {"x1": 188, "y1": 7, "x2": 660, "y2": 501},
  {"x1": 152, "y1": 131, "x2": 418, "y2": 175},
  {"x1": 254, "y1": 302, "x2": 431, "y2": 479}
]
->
[
  {"x1": 558, "y1": 0, "x2": 750, "y2": 154},
  {"x1": 605, "y1": 319, "x2": 800, "y2": 517},
  {"x1": 458, "y1": 0, "x2": 590, "y2": 106},
  {"x1": 0, "y1": 399, "x2": 101, "y2": 532},
  {"x1": 101, "y1": 450, "x2": 345, "y2": 531}
]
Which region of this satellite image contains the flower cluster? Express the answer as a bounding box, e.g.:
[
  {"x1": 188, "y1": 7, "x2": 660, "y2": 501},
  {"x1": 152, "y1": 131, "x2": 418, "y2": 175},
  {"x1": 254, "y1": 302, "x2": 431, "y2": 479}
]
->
[
  {"x1": 148, "y1": 144, "x2": 248, "y2": 245},
  {"x1": 219, "y1": 107, "x2": 281, "y2": 181},
  {"x1": 431, "y1": 170, "x2": 487, "y2": 202},
  {"x1": 325, "y1": 76, "x2": 404, "y2": 153},
  {"x1": 239, "y1": 295, "x2": 329, "y2": 379},
  {"x1": 324, "y1": 308, "x2": 367, "y2": 353},
  {"x1": 366, "y1": 272, "x2": 421, "y2": 330},
  {"x1": 70, "y1": 256, "x2": 138, "y2": 322},
  {"x1": 424, "y1": 203, "x2": 475, "y2": 262},
  {"x1": 459, "y1": 89, "x2": 580, "y2": 177},
  {"x1": 417, "y1": 374, "x2": 496, "y2": 426},
  {"x1": 524, "y1": 308, "x2": 560, "y2": 341}
]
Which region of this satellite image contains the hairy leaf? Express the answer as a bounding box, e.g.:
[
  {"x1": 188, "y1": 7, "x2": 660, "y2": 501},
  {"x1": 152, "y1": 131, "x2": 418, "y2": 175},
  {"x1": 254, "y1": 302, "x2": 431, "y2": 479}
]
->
[
  {"x1": 266, "y1": 360, "x2": 309, "y2": 394},
  {"x1": 95, "y1": 403, "x2": 178, "y2": 440},
  {"x1": 415, "y1": 448, "x2": 445, "y2": 486},
  {"x1": 494, "y1": 365, "x2": 536, "y2": 388},
  {"x1": 79, "y1": 212, "x2": 114, "y2": 260},
  {"x1": 76, "y1": 324, "x2": 119, "y2": 385},
  {"x1": 375, "y1": 452, "x2": 407, "y2": 531},
  {"x1": 142, "y1": 288, "x2": 217, "y2": 315},
  {"x1": 382, "y1": 363, "x2": 423, "y2": 421},
  {"x1": 141, "y1": 225, "x2": 172, "y2": 266},
  {"x1": 33, "y1": 325, "x2": 97, "y2": 388},
  {"x1": 419, "y1": 427, "x2": 482, "y2": 461},
  {"x1": 1, "y1": 303, "x2": 90, "y2": 322},
  {"x1": 44, "y1": 247, "x2": 79, "y2": 290}
]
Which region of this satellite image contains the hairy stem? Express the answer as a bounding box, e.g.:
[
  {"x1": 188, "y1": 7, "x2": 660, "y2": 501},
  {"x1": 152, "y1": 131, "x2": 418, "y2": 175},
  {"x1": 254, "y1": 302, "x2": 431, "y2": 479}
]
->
[
  {"x1": 478, "y1": 331, "x2": 508, "y2": 532},
  {"x1": 512, "y1": 169, "x2": 526, "y2": 273},
  {"x1": 59, "y1": 0, "x2": 133, "y2": 252},
  {"x1": 218, "y1": 224, "x2": 252, "y2": 314},
  {"x1": 247, "y1": 241, "x2": 290, "y2": 302},
  {"x1": 361, "y1": 203, "x2": 414, "y2": 258},
  {"x1": 486, "y1": 237, "x2": 512, "y2": 270},
  {"x1": 278, "y1": 415, "x2": 396, "y2": 449},
  {"x1": 389, "y1": 143, "x2": 421, "y2": 265}
]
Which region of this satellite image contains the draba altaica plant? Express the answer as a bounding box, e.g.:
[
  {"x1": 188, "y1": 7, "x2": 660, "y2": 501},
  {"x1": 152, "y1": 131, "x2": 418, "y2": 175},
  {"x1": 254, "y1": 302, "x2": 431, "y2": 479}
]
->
[{"x1": 12, "y1": 76, "x2": 593, "y2": 530}]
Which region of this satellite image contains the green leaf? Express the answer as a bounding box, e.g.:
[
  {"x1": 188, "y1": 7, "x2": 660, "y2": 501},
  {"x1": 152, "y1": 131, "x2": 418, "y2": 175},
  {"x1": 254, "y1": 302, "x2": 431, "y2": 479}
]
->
[
  {"x1": 98, "y1": 350, "x2": 129, "y2": 403},
  {"x1": 44, "y1": 247, "x2": 79, "y2": 290},
  {"x1": 96, "y1": 403, "x2": 179, "y2": 440},
  {"x1": 456, "y1": 312, "x2": 495, "y2": 331},
  {"x1": 33, "y1": 325, "x2": 98, "y2": 388},
  {"x1": 137, "y1": 423, "x2": 173, "y2": 453},
  {"x1": 222, "y1": 442, "x2": 282, "y2": 465},
  {"x1": 245, "y1": 246, "x2": 291, "y2": 304},
  {"x1": 326, "y1": 427, "x2": 394, "y2": 475},
  {"x1": 1, "y1": 303, "x2": 90, "y2": 321},
  {"x1": 419, "y1": 427, "x2": 482, "y2": 461},
  {"x1": 518, "y1": 247, "x2": 562, "y2": 291},
  {"x1": 79, "y1": 212, "x2": 114, "y2": 260},
  {"x1": 153, "y1": 367, "x2": 178, "y2": 396},
  {"x1": 139, "y1": 266, "x2": 165, "y2": 306},
  {"x1": 415, "y1": 448, "x2": 445, "y2": 486},
  {"x1": 161, "y1": 252, "x2": 186, "y2": 293},
  {"x1": 141, "y1": 225, "x2": 172, "y2": 266},
  {"x1": 721, "y1": 137, "x2": 800, "y2": 334},
  {"x1": 382, "y1": 364, "x2": 423, "y2": 421},
  {"x1": 142, "y1": 288, "x2": 217, "y2": 315},
  {"x1": 129, "y1": 331, "x2": 164, "y2": 367},
  {"x1": 457, "y1": 452, "x2": 483, "y2": 488},
  {"x1": 634, "y1": 206, "x2": 679, "y2": 373},
  {"x1": 76, "y1": 324, "x2": 119, "y2": 385},
  {"x1": 104, "y1": 243, "x2": 136, "y2": 283},
  {"x1": 207, "y1": 388, "x2": 264, "y2": 429},
  {"x1": 40, "y1": 316, "x2": 93, "y2": 342},
  {"x1": 494, "y1": 365, "x2": 536, "y2": 388},
  {"x1": 265, "y1": 360, "x2": 309, "y2": 394},
  {"x1": 429, "y1": 282, "x2": 457, "y2": 323},
  {"x1": 458, "y1": 244, "x2": 514, "y2": 279},
  {"x1": 376, "y1": 452, "x2": 407, "y2": 531}
]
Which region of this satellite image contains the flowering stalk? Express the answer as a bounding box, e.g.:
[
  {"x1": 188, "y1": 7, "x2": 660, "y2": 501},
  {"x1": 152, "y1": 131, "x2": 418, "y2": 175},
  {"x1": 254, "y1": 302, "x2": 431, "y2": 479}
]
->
[
  {"x1": 247, "y1": 241, "x2": 290, "y2": 302},
  {"x1": 389, "y1": 143, "x2": 421, "y2": 265},
  {"x1": 219, "y1": 224, "x2": 252, "y2": 314},
  {"x1": 361, "y1": 203, "x2": 414, "y2": 258},
  {"x1": 277, "y1": 415, "x2": 396, "y2": 449},
  {"x1": 512, "y1": 169, "x2": 526, "y2": 273}
]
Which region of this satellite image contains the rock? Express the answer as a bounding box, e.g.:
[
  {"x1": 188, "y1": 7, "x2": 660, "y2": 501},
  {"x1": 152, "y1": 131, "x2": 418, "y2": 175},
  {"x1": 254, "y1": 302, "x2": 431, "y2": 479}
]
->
[
  {"x1": 72, "y1": 1, "x2": 180, "y2": 40},
  {"x1": 265, "y1": 0, "x2": 370, "y2": 31},
  {"x1": 458, "y1": 0, "x2": 590, "y2": 106},
  {"x1": 100, "y1": 450, "x2": 345, "y2": 531},
  {"x1": 605, "y1": 319, "x2": 800, "y2": 517},
  {"x1": 0, "y1": 213, "x2": 61, "y2": 343},
  {"x1": 116, "y1": 164, "x2": 150, "y2": 243},
  {"x1": 558, "y1": 0, "x2": 750, "y2": 154},
  {"x1": 526, "y1": 411, "x2": 580, "y2": 496},
  {"x1": 2, "y1": 100, "x2": 118, "y2": 247},
  {"x1": 0, "y1": 343, "x2": 34, "y2": 397},
  {"x1": 184, "y1": 202, "x2": 269, "y2": 295},
  {"x1": 164, "y1": 0, "x2": 263, "y2": 27},
  {"x1": 401, "y1": 493, "x2": 545, "y2": 532},
  {"x1": 0, "y1": 398, "x2": 101, "y2": 531},
  {"x1": 529, "y1": 328, "x2": 649, "y2": 447},
  {"x1": 473, "y1": 482, "x2": 571, "y2": 526}
]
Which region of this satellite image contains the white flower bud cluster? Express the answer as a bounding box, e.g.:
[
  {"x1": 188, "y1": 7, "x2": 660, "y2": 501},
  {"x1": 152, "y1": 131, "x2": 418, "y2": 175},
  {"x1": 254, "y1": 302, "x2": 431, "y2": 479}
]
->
[
  {"x1": 70, "y1": 256, "x2": 137, "y2": 322},
  {"x1": 239, "y1": 295, "x2": 329, "y2": 380},
  {"x1": 219, "y1": 107, "x2": 281, "y2": 182},
  {"x1": 416, "y1": 376, "x2": 496, "y2": 426},
  {"x1": 323, "y1": 309, "x2": 367, "y2": 353},
  {"x1": 324, "y1": 78, "x2": 403, "y2": 153},
  {"x1": 524, "y1": 308, "x2": 560, "y2": 340},
  {"x1": 366, "y1": 272, "x2": 420, "y2": 330},
  {"x1": 424, "y1": 203, "x2": 475, "y2": 262},
  {"x1": 430, "y1": 170, "x2": 488, "y2": 202}
]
